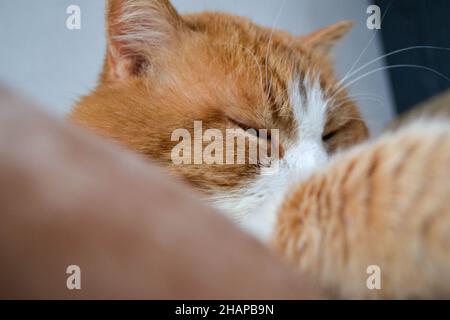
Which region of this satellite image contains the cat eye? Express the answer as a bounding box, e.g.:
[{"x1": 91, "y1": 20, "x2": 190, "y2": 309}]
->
[
  {"x1": 227, "y1": 118, "x2": 271, "y2": 140},
  {"x1": 322, "y1": 129, "x2": 339, "y2": 142}
]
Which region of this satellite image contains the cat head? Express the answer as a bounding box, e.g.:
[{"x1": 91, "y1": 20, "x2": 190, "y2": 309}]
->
[{"x1": 72, "y1": 0, "x2": 368, "y2": 238}]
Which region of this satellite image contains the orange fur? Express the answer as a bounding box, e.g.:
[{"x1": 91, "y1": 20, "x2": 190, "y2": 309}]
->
[
  {"x1": 69, "y1": 0, "x2": 450, "y2": 299},
  {"x1": 71, "y1": 0, "x2": 367, "y2": 194},
  {"x1": 274, "y1": 122, "x2": 450, "y2": 298}
]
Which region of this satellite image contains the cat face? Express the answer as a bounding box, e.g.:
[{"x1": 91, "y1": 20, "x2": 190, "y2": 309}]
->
[{"x1": 71, "y1": 0, "x2": 368, "y2": 239}]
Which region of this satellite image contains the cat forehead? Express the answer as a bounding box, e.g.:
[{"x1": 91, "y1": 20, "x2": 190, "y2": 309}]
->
[
  {"x1": 168, "y1": 20, "x2": 334, "y2": 114},
  {"x1": 171, "y1": 13, "x2": 314, "y2": 71},
  {"x1": 289, "y1": 76, "x2": 330, "y2": 138},
  {"x1": 148, "y1": 53, "x2": 331, "y2": 138}
]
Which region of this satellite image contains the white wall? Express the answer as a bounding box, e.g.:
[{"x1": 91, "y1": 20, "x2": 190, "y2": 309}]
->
[{"x1": 0, "y1": 0, "x2": 394, "y2": 135}]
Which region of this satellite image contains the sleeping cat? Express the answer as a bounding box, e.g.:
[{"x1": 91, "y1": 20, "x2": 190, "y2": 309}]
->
[
  {"x1": 71, "y1": 0, "x2": 450, "y2": 298},
  {"x1": 71, "y1": 0, "x2": 368, "y2": 237}
]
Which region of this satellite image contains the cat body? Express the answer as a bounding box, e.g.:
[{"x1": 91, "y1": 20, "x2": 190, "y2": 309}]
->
[
  {"x1": 71, "y1": 0, "x2": 450, "y2": 298},
  {"x1": 275, "y1": 121, "x2": 450, "y2": 298}
]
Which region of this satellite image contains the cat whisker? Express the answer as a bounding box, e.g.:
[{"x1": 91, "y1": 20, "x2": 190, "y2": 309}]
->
[
  {"x1": 333, "y1": 94, "x2": 386, "y2": 110},
  {"x1": 264, "y1": 0, "x2": 287, "y2": 90},
  {"x1": 338, "y1": 45, "x2": 450, "y2": 89},
  {"x1": 331, "y1": 64, "x2": 450, "y2": 103},
  {"x1": 338, "y1": 0, "x2": 393, "y2": 86},
  {"x1": 336, "y1": 93, "x2": 385, "y2": 103},
  {"x1": 332, "y1": 99, "x2": 384, "y2": 114}
]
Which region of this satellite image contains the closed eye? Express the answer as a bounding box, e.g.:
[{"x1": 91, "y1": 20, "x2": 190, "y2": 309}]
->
[
  {"x1": 322, "y1": 129, "x2": 339, "y2": 142},
  {"x1": 227, "y1": 118, "x2": 271, "y2": 140}
]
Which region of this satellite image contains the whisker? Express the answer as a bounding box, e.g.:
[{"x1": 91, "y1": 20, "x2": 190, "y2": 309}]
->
[
  {"x1": 264, "y1": 0, "x2": 286, "y2": 89},
  {"x1": 338, "y1": 93, "x2": 385, "y2": 103},
  {"x1": 334, "y1": 98, "x2": 384, "y2": 109},
  {"x1": 328, "y1": 92, "x2": 383, "y2": 112},
  {"x1": 332, "y1": 64, "x2": 450, "y2": 102},
  {"x1": 339, "y1": 45, "x2": 450, "y2": 88},
  {"x1": 338, "y1": 0, "x2": 393, "y2": 86}
]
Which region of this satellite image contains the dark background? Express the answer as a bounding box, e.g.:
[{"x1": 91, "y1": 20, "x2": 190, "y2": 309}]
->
[{"x1": 374, "y1": 0, "x2": 450, "y2": 114}]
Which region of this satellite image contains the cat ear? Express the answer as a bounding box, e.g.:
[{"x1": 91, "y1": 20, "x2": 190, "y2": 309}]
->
[
  {"x1": 301, "y1": 21, "x2": 352, "y2": 54},
  {"x1": 105, "y1": 0, "x2": 185, "y2": 80}
]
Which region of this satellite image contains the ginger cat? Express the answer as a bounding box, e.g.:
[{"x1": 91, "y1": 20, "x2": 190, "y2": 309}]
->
[
  {"x1": 275, "y1": 121, "x2": 450, "y2": 298},
  {"x1": 71, "y1": 0, "x2": 368, "y2": 233},
  {"x1": 71, "y1": 0, "x2": 450, "y2": 298}
]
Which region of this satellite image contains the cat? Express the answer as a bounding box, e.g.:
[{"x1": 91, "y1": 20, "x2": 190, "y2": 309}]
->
[
  {"x1": 274, "y1": 121, "x2": 450, "y2": 298},
  {"x1": 70, "y1": 0, "x2": 450, "y2": 298},
  {"x1": 71, "y1": 0, "x2": 368, "y2": 240}
]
